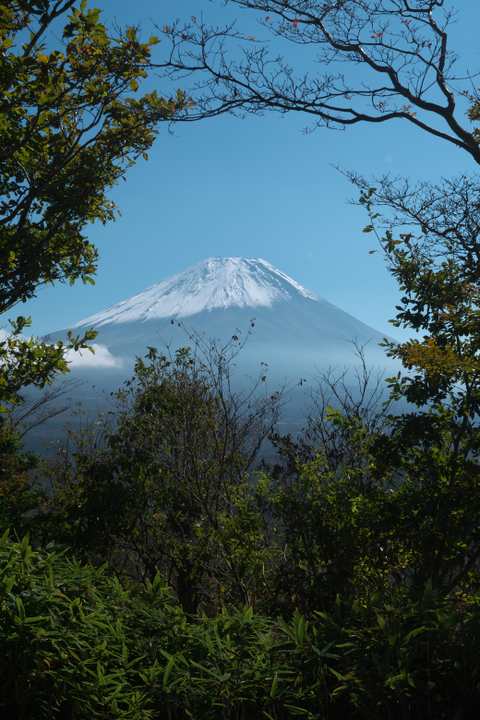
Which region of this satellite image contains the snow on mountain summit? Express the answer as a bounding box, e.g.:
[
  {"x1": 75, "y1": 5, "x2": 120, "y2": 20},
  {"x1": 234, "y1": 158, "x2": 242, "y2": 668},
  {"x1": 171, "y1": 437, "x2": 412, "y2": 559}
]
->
[{"x1": 68, "y1": 257, "x2": 324, "y2": 329}]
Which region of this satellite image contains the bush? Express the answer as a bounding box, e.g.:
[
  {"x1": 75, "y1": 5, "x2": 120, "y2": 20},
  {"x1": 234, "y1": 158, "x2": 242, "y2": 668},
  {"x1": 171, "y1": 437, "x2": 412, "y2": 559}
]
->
[
  {"x1": 3, "y1": 532, "x2": 480, "y2": 719},
  {"x1": 0, "y1": 424, "x2": 44, "y2": 537}
]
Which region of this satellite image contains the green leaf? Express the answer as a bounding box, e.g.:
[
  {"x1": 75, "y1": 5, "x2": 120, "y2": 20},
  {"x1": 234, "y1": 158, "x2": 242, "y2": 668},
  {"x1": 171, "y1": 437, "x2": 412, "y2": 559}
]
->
[
  {"x1": 163, "y1": 656, "x2": 175, "y2": 685},
  {"x1": 15, "y1": 597, "x2": 26, "y2": 623},
  {"x1": 2, "y1": 576, "x2": 16, "y2": 594},
  {"x1": 243, "y1": 605, "x2": 253, "y2": 621},
  {"x1": 284, "y1": 705, "x2": 309, "y2": 715},
  {"x1": 279, "y1": 618, "x2": 295, "y2": 640},
  {"x1": 20, "y1": 534, "x2": 31, "y2": 560}
]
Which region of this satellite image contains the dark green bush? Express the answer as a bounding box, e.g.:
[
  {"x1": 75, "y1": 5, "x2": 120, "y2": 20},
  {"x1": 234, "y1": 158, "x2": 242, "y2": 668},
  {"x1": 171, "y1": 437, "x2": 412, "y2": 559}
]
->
[{"x1": 3, "y1": 531, "x2": 480, "y2": 719}]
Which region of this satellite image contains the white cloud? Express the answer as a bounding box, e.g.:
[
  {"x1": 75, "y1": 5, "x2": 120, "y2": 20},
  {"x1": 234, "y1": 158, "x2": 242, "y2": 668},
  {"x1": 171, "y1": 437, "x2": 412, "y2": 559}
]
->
[
  {"x1": 0, "y1": 329, "x2": 124, "y2": 371},
  {"x1": 65, "y1": 343, "x2": 124, "y2": 369}
]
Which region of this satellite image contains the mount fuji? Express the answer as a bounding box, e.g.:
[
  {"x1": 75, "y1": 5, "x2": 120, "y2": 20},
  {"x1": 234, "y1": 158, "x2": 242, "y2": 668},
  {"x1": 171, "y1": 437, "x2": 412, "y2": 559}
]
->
[
  {"x1": 20, "y1": 257, "x2": 398, "y2": 452},
  {"x1": 51, "y1": 257, "x2": 393, "y2": 382}
]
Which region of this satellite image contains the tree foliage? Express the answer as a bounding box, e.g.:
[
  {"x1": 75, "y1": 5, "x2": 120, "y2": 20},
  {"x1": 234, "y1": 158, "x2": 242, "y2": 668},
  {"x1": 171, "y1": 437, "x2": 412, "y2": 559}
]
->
[
  {"x1": 0, "y1": 423, "x2": 44, "y2": 537},
  {"x1": 0, "y1": 0, "x2": 181, "y2": 312},
  {"x1": 0, "y1": 0, "x2": 191, "y2": 407},
  {"x1": 346, "y1": 178, "x2": 480, "y2": 595},
  {"x1": 40, "y1": 335, "x2": 285, "y2": 614}
]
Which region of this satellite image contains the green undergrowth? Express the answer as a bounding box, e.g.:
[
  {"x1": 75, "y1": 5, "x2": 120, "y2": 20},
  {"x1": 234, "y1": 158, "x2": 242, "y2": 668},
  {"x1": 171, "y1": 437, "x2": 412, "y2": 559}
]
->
[{"x1": 2, "y1": 532, "x2": 480, "y2": 720}]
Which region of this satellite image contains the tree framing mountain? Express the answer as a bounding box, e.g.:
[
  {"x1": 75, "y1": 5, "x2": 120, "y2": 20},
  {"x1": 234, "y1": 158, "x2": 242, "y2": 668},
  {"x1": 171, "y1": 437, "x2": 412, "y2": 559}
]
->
[
  {"x1": 158, "y1": 0, "x2": 480, "y2": 164},
  {"x1": 0, "y1": 0, "x2": 191, "y2": 408},
  {"x1": 0, "y1": 1, "x2": 191, "y2": 517}
]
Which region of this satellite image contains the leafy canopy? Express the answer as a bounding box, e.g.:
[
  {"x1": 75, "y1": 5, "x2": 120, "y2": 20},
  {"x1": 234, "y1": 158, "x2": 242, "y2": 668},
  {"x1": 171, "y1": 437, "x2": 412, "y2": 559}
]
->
[{"x1": 0, "y1": 0, "x2": 191, "y2": 406}]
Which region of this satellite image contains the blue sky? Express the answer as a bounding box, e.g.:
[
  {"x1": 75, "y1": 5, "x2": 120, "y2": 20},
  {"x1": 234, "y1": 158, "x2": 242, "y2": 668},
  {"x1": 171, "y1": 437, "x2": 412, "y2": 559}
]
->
[{"x1": 17, "y1": 0, "x2": 480, "y2": 345}]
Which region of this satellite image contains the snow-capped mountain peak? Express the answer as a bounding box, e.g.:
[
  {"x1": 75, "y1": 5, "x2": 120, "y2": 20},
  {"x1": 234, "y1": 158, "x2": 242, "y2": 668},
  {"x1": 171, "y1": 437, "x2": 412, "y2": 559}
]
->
[
  {"x1": 50, "y1": 255, "x2": 396, "y2": 398},
  {"x1": 68, "y1": 257, "x2": 324, "y2": 329}
]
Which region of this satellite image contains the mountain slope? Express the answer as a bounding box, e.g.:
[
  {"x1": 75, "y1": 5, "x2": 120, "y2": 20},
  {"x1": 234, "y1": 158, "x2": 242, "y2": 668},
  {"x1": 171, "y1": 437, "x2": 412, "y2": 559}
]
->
[{"x1": 53, "y1": 257, "x2": 391, "y2": 373}]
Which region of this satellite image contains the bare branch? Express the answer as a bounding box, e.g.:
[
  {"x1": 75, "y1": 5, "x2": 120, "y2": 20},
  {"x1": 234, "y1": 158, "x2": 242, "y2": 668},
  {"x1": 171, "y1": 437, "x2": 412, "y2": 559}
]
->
[
  {"x1": 6, "y1": 378, "x2": 85, "y2": 438},
  {"x1": 156, "y1": 1, "x2": 480, "y2": 163}
]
